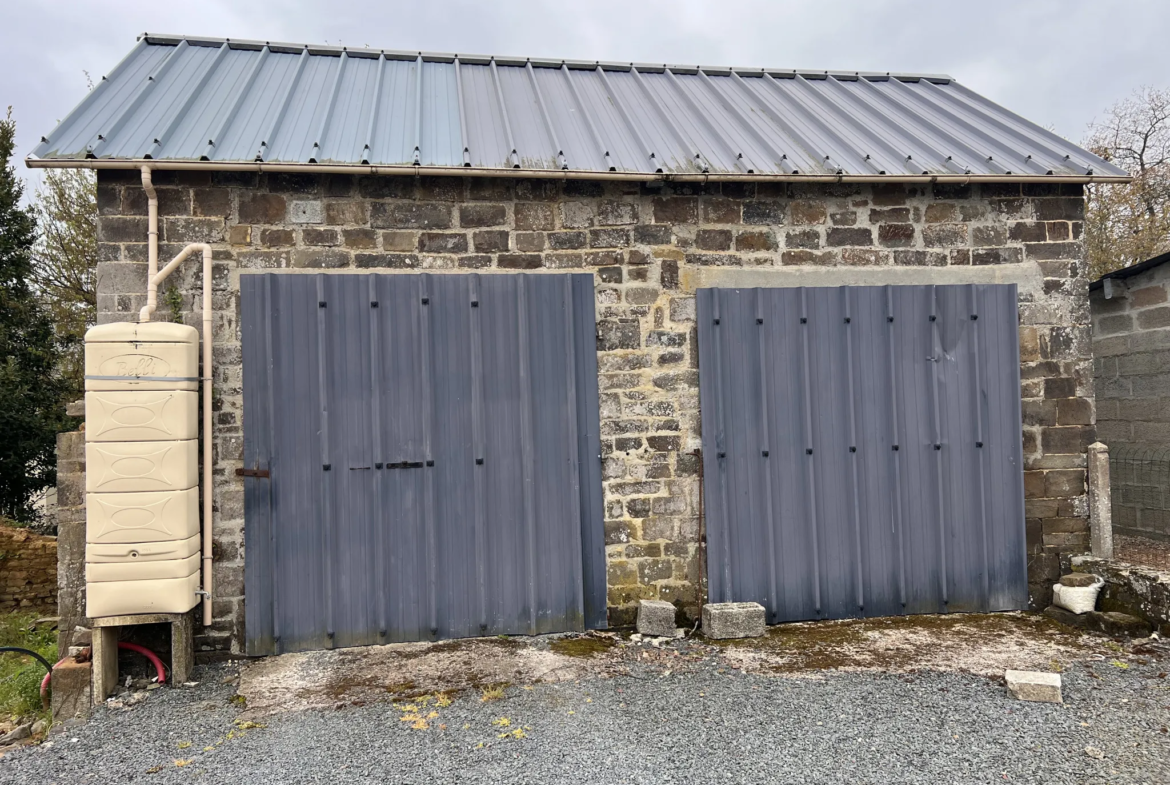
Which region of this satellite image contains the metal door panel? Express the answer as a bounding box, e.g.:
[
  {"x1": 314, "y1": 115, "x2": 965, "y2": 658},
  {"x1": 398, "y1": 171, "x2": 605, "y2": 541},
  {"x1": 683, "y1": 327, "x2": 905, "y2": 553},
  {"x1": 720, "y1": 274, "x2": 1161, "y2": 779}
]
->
[
  {"x1": 243, "y1": 272, "x2": 605, "y2": 655},
  {"x1": 698, "y1": 284, "x2": 1027, "y2": 624}
]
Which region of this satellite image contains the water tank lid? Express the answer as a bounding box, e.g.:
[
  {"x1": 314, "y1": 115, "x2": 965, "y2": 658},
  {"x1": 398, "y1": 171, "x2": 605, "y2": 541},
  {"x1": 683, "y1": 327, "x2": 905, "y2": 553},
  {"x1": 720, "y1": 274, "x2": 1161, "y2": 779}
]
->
[{"x1": 85, "y1": 322, "x2": 199, "y2": 345}]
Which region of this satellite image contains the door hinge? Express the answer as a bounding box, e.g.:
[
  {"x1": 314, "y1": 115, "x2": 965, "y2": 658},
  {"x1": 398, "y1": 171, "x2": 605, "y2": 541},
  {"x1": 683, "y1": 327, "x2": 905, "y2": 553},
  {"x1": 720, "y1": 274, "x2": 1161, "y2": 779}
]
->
[{"x1": 235, "y1": 467, "x2": 270, "y2": 478}]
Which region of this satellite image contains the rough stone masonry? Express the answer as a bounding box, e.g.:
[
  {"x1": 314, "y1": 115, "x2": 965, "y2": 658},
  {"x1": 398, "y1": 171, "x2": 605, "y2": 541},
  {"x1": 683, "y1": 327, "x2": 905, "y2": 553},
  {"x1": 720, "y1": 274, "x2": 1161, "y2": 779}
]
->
[
  {"x1": 92, "y1": 170, "x2": 1092, "y2": 654},
  {"x1": 0, "y1": 523, "x2": 58, "y2": 616}
]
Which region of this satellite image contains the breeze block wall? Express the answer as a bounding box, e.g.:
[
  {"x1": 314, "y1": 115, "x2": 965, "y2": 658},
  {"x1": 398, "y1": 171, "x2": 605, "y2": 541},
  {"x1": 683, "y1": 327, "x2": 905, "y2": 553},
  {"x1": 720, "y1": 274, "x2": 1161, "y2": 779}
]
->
[
  {"x1": 93, "y1": 170, "x2": 1091, "y2": 652},
  {"x1": 1091, "y1": 261, "x2": 1170, "y2": 449},
  {"x1": 1090, "y1": 262, "x2": 1170, "y2": 542}
]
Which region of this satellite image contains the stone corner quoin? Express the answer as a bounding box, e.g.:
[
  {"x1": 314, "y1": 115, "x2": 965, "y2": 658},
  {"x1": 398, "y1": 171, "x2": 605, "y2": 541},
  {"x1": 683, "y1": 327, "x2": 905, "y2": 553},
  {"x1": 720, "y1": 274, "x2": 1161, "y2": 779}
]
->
[{"x1": 92, "y1": 171, "x2": 1092, "y2": 653}]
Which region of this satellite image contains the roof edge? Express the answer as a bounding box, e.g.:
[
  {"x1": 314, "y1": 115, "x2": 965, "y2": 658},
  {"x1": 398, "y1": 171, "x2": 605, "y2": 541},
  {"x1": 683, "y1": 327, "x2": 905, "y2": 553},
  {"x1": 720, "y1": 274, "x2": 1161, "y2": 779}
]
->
[
  {"x1": 24, "y1": 156, "x2": 1133, "y2": 184},
  {"x1": 135, "y1": 31, "x2": 957, "y2": 83},
  {"x1": 1090, "y1": 250, "x2": 1170, "y2": 290}
]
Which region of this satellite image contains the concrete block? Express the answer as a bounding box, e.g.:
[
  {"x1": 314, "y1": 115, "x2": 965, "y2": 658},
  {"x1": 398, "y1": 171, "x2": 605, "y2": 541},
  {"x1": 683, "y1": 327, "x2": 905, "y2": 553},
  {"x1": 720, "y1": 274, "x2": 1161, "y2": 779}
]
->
[
  {"x1": 50, "y1": 659, "x2": 91, "y2": 723},
  {"x1": 1005, "y1": 670, "x2": 1062, "y2": 703},
  {"x1": 636, "y1": 599, "x2": 676, "y2": 637},
  {"x1": 702, "y1": 601, "x2": 766, "y2": 640},
  {"x1": 92, "y1": 626, "x2": 118, "y2": 705},
  {"x1": 171, "y1": 611, "x2": 194, "y2": 685}
]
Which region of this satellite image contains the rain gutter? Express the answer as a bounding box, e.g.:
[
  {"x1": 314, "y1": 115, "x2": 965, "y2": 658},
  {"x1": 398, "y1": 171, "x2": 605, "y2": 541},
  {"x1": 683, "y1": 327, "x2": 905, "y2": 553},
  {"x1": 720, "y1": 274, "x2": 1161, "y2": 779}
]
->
[{"x1": 26, "y1": 157, "x2": 1131, "y2": 184}]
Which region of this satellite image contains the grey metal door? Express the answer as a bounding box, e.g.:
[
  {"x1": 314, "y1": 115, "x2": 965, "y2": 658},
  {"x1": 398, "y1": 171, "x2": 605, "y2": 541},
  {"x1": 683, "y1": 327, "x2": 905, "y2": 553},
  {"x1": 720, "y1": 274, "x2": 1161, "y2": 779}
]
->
[
  {"x1": 697, "y1": 284, "x2": 1027, "y2": 623},
  {"x1": 241, "y1": 272, "x2": 606, "y2": 656}
]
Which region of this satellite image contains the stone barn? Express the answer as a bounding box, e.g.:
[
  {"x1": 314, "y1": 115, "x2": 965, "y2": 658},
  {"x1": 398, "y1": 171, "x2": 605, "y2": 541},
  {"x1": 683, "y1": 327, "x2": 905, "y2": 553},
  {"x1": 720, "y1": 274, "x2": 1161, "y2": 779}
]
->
[{"x1": 31, "y1": 33, "x2": 1128, "y2": 658}]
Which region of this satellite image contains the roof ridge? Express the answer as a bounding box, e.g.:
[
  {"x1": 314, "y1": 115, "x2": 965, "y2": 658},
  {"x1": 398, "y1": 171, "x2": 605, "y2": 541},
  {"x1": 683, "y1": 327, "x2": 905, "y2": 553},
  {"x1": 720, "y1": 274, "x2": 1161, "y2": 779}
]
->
[{"x1": 137, "y1": 31, "x2": 956, "y2": 84}]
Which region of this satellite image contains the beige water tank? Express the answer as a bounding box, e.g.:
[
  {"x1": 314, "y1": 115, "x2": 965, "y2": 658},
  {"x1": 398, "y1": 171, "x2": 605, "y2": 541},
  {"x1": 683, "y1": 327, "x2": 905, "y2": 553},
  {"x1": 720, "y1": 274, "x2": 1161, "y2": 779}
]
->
[{"x1": 84, "y1": 322, "x2": 202, "y2": 618}]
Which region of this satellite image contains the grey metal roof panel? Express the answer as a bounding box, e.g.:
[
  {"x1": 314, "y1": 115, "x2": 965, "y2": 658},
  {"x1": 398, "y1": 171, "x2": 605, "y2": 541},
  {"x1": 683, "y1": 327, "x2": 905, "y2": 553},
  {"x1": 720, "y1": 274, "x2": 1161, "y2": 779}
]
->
[{"x1": 31, "y1": 34, "x2": 1128, "y2": 178}]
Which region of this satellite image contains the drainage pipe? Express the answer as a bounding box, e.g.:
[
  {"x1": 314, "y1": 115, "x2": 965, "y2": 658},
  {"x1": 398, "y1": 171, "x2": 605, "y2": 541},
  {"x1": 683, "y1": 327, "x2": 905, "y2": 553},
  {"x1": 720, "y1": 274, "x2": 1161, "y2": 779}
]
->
[
  {"x1": 140, "y1": 166, "x2": 159, "y2": 319},
  {"x1": 138, "y1": 242, "x2": 214, "y2": 627},
  {"x1": 137, "y1": 169, "x2": 214, "y2": 627}
]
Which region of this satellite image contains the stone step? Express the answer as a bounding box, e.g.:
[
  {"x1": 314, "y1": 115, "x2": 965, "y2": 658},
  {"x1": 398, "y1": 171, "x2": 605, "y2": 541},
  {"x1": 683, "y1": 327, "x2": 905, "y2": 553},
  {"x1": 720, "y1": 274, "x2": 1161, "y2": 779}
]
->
[{"x1": 1043, "y1": 605, "x2": 1153, "y2": 637}]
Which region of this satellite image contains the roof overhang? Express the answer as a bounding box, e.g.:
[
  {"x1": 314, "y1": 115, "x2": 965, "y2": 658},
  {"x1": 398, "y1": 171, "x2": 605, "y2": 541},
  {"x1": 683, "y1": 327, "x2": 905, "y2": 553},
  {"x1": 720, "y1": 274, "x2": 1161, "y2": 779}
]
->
[
  {"x1": 23, "y1": 157, "x2": 1133, "y2": 185},
  {"x1": 1090, "y1": 250, "x2": 1170, "y2": 290}
]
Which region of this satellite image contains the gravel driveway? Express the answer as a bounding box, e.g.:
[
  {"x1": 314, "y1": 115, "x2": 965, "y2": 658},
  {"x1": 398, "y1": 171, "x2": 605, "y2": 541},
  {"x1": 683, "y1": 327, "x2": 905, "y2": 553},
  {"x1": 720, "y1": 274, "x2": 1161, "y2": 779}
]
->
[{"x1": 2, "y1": 619, "x2": 1168, "y2": 784}]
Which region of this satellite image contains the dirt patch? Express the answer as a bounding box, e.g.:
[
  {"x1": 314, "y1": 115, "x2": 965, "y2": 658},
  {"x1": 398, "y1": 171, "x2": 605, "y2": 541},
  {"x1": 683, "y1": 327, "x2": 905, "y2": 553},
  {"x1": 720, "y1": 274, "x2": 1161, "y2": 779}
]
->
[
  {"x1": 713, "y1": 612, "x2": 1109, "y2": 676},
  {"x1": 237, "y1": 612, "x2": 1137, "y2": 716},
  {"x1": 549, "y1": 635, "x2": 616, "y2": 657},
  {"x1": 239, "y1": 637, "x2": 587, "y2": 716}
]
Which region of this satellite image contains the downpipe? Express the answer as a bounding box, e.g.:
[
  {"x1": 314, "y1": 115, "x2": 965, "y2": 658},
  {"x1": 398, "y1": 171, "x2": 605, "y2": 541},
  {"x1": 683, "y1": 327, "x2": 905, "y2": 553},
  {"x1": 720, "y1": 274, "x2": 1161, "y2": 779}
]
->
[{"x1": 139, "y1": 166, "x2": 214, "y2": 628}]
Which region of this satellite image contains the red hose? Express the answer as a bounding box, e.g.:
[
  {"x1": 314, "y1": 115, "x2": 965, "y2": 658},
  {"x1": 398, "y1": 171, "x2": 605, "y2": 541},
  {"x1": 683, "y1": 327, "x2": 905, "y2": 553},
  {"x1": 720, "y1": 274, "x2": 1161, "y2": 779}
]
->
[
  {"x1": 39, "y1": 642, "x2": 167, "y2": 702},
  {"x1": 117, "y1": 642, "x2": 167, "y2": 685}
]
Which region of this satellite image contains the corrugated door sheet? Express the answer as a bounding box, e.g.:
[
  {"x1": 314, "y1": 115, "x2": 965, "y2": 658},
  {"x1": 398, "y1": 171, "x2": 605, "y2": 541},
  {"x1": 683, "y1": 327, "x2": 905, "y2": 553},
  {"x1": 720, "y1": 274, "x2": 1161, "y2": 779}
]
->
[
  {"x1": 241, "y1": 272, "x2": 606, "y2": 655},
  {"x1": 698, "y1": 284, "x2": 1028, "y2": 623}
]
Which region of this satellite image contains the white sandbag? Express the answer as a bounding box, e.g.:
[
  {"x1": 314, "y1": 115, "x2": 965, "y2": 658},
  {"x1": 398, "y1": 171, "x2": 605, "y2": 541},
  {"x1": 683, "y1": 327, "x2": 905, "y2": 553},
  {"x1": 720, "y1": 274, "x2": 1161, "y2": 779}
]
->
[{"x1": 1052, "y1": 577, "x2": 1104, "y2": 614}]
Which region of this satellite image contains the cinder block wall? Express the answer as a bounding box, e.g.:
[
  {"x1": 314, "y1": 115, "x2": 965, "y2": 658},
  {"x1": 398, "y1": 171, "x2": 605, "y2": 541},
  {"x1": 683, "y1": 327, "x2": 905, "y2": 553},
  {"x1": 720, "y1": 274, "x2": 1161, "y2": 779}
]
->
[
  {"x1": 1091, "y1": 262, "x2": 1170, "y2": 447},
  {"x1": 1090, "y1": 261, "x2": 1170, "y2": 541},
  {"x1": 93, "y1": 171, "x2": 1092, "y2": 653}
]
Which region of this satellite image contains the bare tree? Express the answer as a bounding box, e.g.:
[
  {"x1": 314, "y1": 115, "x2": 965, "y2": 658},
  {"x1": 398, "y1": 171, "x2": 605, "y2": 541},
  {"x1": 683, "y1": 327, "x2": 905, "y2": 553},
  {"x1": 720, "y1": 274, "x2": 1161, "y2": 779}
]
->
[
  {"x1": 1084, "y1": 86, "x2": 1170, "y2": 279},
  {"x1": 30, "y1": 166, "x2": 96, "y2": 395}
]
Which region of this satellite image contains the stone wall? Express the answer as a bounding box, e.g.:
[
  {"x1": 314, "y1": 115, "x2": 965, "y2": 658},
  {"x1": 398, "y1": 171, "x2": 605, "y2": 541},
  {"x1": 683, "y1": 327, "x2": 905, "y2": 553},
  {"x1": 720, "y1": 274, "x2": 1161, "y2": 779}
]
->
[
  {"x1": 0, "y1": 524, "x2": 58, "y2": 616},
  {"x1": 93, "y1": 170, "x2": 1093, "y2": 650},
  {"x1": 55, "y1": 428, "x2": 87, "y2": 660}
]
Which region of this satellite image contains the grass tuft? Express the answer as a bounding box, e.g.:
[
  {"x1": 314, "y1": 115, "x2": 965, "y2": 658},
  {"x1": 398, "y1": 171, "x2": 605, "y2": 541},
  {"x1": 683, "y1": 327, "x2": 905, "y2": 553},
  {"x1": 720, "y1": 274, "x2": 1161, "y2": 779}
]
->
[
  {"x1": 479, "y1": 684, "x2": 506, "y2": 703},
  {"x1": 0, "y1": 612, "x2": 57, "y2": 724}
]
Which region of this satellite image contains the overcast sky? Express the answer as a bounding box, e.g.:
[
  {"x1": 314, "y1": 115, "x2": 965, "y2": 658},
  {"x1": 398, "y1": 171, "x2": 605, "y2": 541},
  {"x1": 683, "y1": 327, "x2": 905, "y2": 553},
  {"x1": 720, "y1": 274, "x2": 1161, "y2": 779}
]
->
[{"x1": 4, "y1": 0, "x2": 1167, "y2": 193}]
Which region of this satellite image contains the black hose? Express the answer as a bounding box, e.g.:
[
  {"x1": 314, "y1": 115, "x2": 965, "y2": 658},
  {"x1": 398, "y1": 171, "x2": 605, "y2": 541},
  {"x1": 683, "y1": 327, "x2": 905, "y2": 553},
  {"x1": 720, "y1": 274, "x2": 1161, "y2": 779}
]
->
[{"x1": 0, "y1": 646, "x2": 55, "y2": 674}]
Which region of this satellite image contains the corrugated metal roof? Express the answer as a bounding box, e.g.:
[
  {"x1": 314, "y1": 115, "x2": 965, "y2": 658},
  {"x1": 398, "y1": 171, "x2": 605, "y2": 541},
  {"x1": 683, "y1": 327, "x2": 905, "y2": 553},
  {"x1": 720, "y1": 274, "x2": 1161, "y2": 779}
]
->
[{"x1": 29, "y1": 33, "x2": 1128, "y2": 180}]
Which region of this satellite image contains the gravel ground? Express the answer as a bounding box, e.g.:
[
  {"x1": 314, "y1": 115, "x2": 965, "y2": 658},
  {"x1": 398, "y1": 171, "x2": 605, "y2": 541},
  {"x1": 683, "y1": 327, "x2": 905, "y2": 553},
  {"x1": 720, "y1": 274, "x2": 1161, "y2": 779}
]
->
[{"x1": 2, "y1": 647, "x2": 1168, "y2": 785}]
